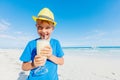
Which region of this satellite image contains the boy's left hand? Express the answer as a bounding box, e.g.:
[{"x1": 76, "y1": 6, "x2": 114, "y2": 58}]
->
[{"x1": 40, "y1": 46, "x2": 52, "y2": 58}]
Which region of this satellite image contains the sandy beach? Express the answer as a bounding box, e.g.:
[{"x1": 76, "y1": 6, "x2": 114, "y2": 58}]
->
[{"x1": 0, "y1": 49, "x2": 120, "y2": 80}]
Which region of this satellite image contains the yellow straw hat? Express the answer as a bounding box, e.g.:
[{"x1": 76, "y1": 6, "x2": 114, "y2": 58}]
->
[{"x1": 32, "y1": 8, "x2": 57, "y2": 26}]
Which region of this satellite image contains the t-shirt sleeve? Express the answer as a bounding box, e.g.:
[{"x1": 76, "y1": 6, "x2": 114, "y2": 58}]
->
[
  {"x1": 20, "y1": 42, "x2": 32, "y2": 62},
  {"x1": 56, "y1": 40, "x2": 64, "y2": 57}
]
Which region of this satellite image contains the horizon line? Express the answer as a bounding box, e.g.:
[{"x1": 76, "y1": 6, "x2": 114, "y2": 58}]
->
[{"x1": 0, "y1": 45, "x2": 120, "y2": 49}]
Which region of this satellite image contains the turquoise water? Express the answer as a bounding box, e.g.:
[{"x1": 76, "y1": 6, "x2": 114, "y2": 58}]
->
[{"x1": 62, "y1": 47, "x2": 120, "y2": 58}]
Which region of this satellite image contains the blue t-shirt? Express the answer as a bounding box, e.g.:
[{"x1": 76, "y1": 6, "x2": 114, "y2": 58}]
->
[{"x1": 20, "y1": 38, "x2": 64, "y2": 80}]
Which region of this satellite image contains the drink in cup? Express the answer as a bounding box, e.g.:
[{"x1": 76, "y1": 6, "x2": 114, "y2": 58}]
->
[{"x1": 34, "y1": 39, "x2": 50, "y2": 76}]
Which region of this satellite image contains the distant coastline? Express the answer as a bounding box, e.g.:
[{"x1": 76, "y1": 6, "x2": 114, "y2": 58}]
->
[
  {"x1": 62, "y1": 46, "x2": 120, "y2": 49},
  {"x1": 0, "y1": 46, "x2": 120, "y2": 49}
]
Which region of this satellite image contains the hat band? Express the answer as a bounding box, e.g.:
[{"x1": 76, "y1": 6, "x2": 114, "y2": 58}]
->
[{"x1": 38, "y1": 15, "x2": 54, "y2": 22}]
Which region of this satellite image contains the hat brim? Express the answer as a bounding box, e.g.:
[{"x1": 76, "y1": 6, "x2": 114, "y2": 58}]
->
[{"x1": 32, "y1": 16, "x2": 56, "y2": 26}]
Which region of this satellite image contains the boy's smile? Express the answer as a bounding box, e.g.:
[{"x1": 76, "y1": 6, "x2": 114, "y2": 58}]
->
[{"x1": 36, "y1": 20, "x2": 54, "y2": 40}]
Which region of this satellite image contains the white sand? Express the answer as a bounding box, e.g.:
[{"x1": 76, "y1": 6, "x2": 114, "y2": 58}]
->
[
  {"x1": 59, "y1": 55, "x2": 120, "y2": 80},
  {"x1": 0, "y1": 49, "x2": 120, "y2": 80},
  {"x1": 0, "y1": 49, "x2": 29, "y2": 80}
]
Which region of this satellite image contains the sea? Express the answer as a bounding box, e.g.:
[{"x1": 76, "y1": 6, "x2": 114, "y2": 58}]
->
[
  {"x1": 62, "y1": 46, "x2": 120, "y2": 58},
  {"x1": 0, "y1": 46, "x2": 120, "y2": 59}
]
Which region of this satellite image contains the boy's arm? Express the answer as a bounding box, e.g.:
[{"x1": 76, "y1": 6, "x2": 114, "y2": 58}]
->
[
  {"x1": 22, "y1": 62, "x2": 35, "y2": 71},
  {"x1": 22, "y1": 54, "x2": 46, "y2": 71},
  {"x1": 48, "y1": 55, "x2": 64, "y2": 65}
]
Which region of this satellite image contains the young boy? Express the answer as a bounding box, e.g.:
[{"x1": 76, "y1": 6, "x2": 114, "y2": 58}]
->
[{"x1": 20, "y1": 8, "x2": 64, "y2": 80}]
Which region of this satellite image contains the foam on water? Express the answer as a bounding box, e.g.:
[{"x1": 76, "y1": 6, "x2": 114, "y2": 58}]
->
[{"x1": 63, "y1": 47, "x2": 120, "y2": 59}]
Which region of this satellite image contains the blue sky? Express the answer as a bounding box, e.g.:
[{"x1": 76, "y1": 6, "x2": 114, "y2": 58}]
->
[{"x1": 0, "y1": 0, "x2": 120, "y2": 48}]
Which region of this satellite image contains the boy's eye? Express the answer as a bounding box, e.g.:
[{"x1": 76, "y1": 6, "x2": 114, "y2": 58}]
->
[
  {"x1": 46, "y1": 26, "x2": 51, "y2": 29},
  {"x1": 37, "y1": 26, "x2": 43, "y2": 30}
]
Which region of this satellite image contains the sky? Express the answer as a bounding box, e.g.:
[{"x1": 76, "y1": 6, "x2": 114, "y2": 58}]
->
[{"x1": 0, "y1": 0, "x2": 120, "y2": 48}]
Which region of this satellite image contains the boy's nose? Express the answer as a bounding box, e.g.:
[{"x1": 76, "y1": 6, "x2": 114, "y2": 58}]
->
[{"x1": 42, "y1": 29, "x2": 46, "y2": 33}]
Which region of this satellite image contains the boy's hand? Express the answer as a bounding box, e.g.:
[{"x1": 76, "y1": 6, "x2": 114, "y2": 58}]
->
[
  {"x1": 33, "y1": 54, "x2": 46, "y2": 67},
  {"x1": 40, "y1": 46, "x2": 52, "y2": 58}
]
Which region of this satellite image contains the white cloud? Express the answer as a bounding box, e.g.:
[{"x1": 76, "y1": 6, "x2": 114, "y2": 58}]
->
[
  {"x1": 14, "y1": 31, "x2": 23, "y2": 34},
  {"x1": 80, "y1": 30, "x2": 106, "y2": 41},
  {"x1": 63, "y1": 29, "x2": 120, "y2": 46},
  {"x1": 0, "y1": 19, "x2": 10, "y2": 31},
  {"x1": 0, "y1": 19, "x2": 37, "y2": 48},
  {"x1": 0, "y1": 34, "x2": 16, "y2": 40},
  {"x1": 0, "y1": 34, "x2": 34, "y2": 41},
  {"x1": 0, "y1": 33, "x2": 35, "y2": 48}
]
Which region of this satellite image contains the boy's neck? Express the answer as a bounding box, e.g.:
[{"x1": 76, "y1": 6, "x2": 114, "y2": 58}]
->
[{"x1": 40, "y1": 37, "x2": 50, "y2": 41}]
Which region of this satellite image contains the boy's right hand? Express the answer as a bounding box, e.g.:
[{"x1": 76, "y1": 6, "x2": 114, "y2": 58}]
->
[{"x1": 33, "y1": 54, "x2": 46, "y2": 68}]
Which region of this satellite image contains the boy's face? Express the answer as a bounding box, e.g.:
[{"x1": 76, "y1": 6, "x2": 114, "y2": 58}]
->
[{"x1": 36, "y1": 20, "x2": 54, "y2": 40}]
